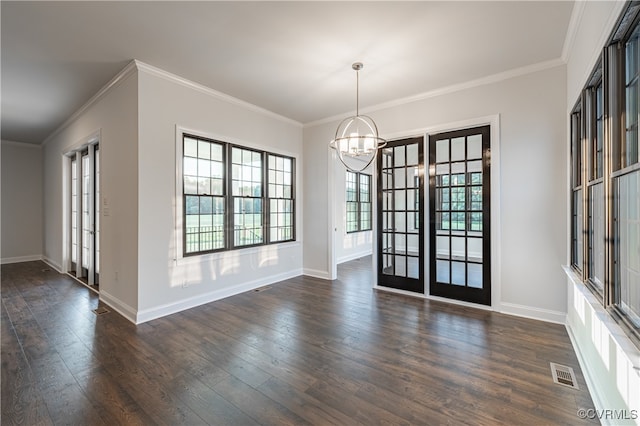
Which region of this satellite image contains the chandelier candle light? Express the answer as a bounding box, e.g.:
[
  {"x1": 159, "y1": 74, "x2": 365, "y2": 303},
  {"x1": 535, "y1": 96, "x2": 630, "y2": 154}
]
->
[{"x1": 330, "y1": 62, "x2": 386, "y2": 172}]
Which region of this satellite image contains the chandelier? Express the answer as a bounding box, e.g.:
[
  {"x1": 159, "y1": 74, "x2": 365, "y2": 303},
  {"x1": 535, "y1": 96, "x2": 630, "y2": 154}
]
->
[{"x1": 329, "y1": 62, "x2": 386, "y2": 172}]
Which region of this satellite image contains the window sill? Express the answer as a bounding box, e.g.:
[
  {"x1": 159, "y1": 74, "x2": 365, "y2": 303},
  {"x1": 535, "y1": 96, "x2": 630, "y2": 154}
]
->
[
  {"x1": 563, "y1": 265, "x2": 640, "y2": 376},
  {"x1": 176, "y1": 240, "x2": 300, "y2": 267}
]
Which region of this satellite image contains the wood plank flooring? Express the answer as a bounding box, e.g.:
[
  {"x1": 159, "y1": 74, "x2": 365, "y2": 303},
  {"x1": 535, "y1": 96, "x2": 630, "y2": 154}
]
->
[{"x1": 2, "y1": 258, "x2": 598, "y2": 425}]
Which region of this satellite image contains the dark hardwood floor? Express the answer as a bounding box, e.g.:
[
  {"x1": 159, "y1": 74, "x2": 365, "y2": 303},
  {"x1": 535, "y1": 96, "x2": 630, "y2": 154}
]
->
[{"x1": 2, "y1": 258, "x2": 597, "y2": 425}]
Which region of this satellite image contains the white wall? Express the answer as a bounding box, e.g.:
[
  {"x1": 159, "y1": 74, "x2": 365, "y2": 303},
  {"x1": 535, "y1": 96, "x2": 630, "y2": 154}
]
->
[
  {"x1": 304, "y1": 64, "x2": 568, "y2": 321},
  {"x1": 334, "y1": 160, "x2": 373, "y2": 264},
  {"x1": 42, "y1": 66, "x2": 139, "y2": 318},
  {"x1": 565, "y1": 2, "x2": 640, "y2": 424},
  {"x1": 135, "y1": 63, "x2": 304, "y2": 322},
  {"x1": 1, "y1": 140, "x2": 43, "y2": 262}
]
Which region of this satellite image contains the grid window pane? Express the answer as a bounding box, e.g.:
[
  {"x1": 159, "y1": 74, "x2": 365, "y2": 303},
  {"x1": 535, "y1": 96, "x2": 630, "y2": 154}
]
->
[{"x1": 346, "y1": 171, "x2": 372, "y2": 233}]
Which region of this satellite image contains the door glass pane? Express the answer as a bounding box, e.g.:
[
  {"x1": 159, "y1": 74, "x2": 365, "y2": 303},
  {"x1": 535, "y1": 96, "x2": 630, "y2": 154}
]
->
[
  {"x1": 407, "y1": 257, "x2": 419, "y2": 279},
  {"x1": 451, "y1": 137, "x2": 465, "y2": 162},
  {"x1": 394, "y1": 146, "x2": 405, "y2": 167},
  {"x1": 407, "y1": 144, "x2": 419, "y2": 166},
  {"x1": 451, "y1": 261, "x2": 466, "y2": 286},
  {"x1": 468, "y1": 263, "x2": 483, "y2": 289},
  {"x1": 467, "y1": 135, "x2": 482, "y2": 159},
  {"x1": 436, "y1": 139, "x2": 449, "y2": 163},
  {"x1": 395, "y1": 256, "x2": 406, "y2": 277},
  {"x1": 437, "y1": 260, "x2": 450, "y2": 283}
]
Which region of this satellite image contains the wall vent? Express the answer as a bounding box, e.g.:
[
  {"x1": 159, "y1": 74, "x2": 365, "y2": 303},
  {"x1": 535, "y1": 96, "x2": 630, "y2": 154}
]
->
[{"x1": 550, "y1": 362, "x2": 579, "y2": 389}]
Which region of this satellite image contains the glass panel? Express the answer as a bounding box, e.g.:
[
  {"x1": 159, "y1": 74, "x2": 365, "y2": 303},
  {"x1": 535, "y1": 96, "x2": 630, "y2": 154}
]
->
[
  {"x1": 436, "y1": 139, "x2": 449, "y2": 163},
  {"x1": 382, "y1": 254, "x2": 393, "y2": 275},
  {"x1": 616, "y1": 171, "x2": 640, "y2": 326},
  {"x1": 184, "y1": 137, "x2": 198, "y2": 157},
  {"x1": 407, "y1": 257, "x2": 419, "y2": 279},
  {"x1": 468, "y1": 263, "x2": 483, "y2": 289},
  {"x1": 407, "y1": 234, "x2": 419, "y2": 255},
  {"x1": 198, "y1": 140, "x2": 211, "y2": 159},
  {"x1": 467, "y1": 237, "x2": 483, "y2": 262},
  {"x1": 406, "y1": 143, "x2": 419, "y2": 166},
  {"x1": 394, "y1": 190, "x2": 406, "y2": 210},
  {"x1": 394, "y1": 146, "x2": 406, "y2": 167},
  {"x1": 467, "y1": 135, "x2": 482, "y2": 160},
  {"x1": 436, "y1": 260, "x2": 450, "y2": 283},
  {"x1": 589, "y1": 183, "x2": 604, "y2": 289},
  {"x1": 468, "y1": 160, "x2": 482, "y2": 173},
  {"x1": 573, "y1": 189, "x2": 583, "y2": 268},
  {"x1": 395, "y1": 234, "x2": 406, "y2": 254},
  {"x1": 451, "y1": 237, "x2": 465, "y2": 261},
  {"x1": 395, "y1": 256, "x2": 406, "y2": 277},
  {"x1": 394, "y1": 168, "x2": 406, "y2": 189},
  {"x1": 451, "y1": 137, "x2": 465, "y2": 162},
  {"x1": 395, "y1": 212, "x2": 406, "y2": 232},
  {"x1": 451, "y1": 261, "x2": 465, "y2": 286},
  {"x1": 436, "y1": 236, "x2": 449, "y2": 259}
]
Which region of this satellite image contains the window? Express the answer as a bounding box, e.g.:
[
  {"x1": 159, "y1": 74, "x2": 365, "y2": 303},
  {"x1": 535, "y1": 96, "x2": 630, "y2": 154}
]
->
[
  {"x1": 346, "y1": 171, "x2": 372, "y2": 233},
  {"x1": 569, "y1": 2, "x2": 640, "y2": 342},
  {"x1": 268, "y1": 154, "x2": 294, "y2": 242},
  {"x1": 182, "y1": 134, "x2": 295, "y2": 256}
]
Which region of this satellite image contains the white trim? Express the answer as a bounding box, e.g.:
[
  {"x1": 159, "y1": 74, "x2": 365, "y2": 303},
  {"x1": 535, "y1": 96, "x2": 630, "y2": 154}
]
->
[
  {"x1": 564, "y1": 324, "x2": 612, "y2": 425},
  {"x1": 499, "y1": 302, "x2": 567, "y2": 325},
  {"x1": 0, "y1": 140, "x2": 42, "y2": 149},
  {"x1": 564, "y1": 265, "x2": 640, "y2": 371},
  {"x1": 100, "y1": 291, "x2": 138, "y2": 324},
  {"x1": 42, "y1": 62, "x2": 137, "y2": 146},
  {"x1": 328, "y1": 147, "x2": 337, "y2": 280},
  {"x1": 337, "y1": 250, "x2": 373, "y2": 265},
  {"x1": 306, "y1": 60, "x2": 563, "y2": 129},
  {"x1": 137, "y1": 60, "x2": 302, "y2": 128},
  {"x1": 136, "y1": 268, "x2": 302, "y2": 324},
  {"x1": 1, "y1": 255, "x2": 43, "y2": 265},
  {"x1": 561, "y1": 0, "x2": 586, "y2": 63},
  {"x1": 42, "y1": 256, "x2": 63, "y2": 273},
  {"x1": 303, "y1": 268, "x2": 333, "y2": 280}
]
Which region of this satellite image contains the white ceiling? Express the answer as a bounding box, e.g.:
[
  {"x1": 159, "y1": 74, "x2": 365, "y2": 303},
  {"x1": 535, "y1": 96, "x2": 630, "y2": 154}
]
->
[{"x1": 1, "y1": 1, "x2": 575, "y2": 145}]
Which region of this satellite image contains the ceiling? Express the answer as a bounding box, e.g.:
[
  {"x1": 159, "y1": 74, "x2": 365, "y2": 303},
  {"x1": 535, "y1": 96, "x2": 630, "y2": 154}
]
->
[{"x1": 1, "y1": 1, "x2": 575, "y2": 145}]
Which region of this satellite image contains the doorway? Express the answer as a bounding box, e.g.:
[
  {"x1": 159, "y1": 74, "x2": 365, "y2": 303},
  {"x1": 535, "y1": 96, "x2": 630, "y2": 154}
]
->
[
  {"x1": 377, "y1": 137, "x2": 424, "y2": 293},
  {"x1": 68, "y1": 143, "x2": 100, "y2": 289},
  {"x1": 429, "y1": 125, "x2": 491, "y2": 305}
]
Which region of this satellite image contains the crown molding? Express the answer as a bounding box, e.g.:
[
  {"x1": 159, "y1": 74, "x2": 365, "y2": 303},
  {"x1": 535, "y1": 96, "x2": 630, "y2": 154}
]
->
[
  {"x1": 42, "y1": 60, "x2": 138, "y2": 146},
  {"x1": 305, "y1": 58, "x2": 565, "y2": 128},
  {"x1": 1, "y1": 139, "x2": 42, "y2": 149},
  {"x1": 134, "y1": 60, "x2": 302, "y2": 128},
  {"x1": 561, "y1": 0, "x2": 586, "y2": 64}
]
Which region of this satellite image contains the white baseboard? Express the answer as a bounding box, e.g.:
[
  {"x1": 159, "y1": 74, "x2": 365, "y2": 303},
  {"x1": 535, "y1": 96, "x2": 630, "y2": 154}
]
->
[
  {"x1": 337, "y1": 251, "x2": 372, "y2": 264},
  {"x1": 499, "y1": 302, "x2": 567, "y2": 324},
  {"x1": 41, "y1": 256, "x2": 62, "y2": 273},
  {"x1": 302, "y1": 268, "x2": 332, "y2": 280},
  {"x1": 100, "y1": 291, "x2": 138, "y2": 324},
  {"x1": 1, "y1": 254, "x2": 43, "y2": 265},
  {"x1": 135, "y1": 268, "x2": 303, "y2": 324}
]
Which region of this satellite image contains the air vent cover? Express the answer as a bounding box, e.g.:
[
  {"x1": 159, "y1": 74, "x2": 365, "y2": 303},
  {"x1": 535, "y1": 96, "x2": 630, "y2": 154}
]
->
[
  {"x1": 550, "y1": 362, "x2": 579, "y2": 389},
  {"x1": 93, "y1": 307, "x2": 110, "y2": 315}
]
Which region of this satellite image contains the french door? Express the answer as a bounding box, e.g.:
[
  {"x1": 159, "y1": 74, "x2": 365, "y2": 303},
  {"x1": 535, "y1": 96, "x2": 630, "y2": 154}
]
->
[
  {"x1": 70, "y1": 144, "x2": 100, "y2": 287},
  {"x1": 429, "y1": 126, "x2": 490, "y2": 305},
  {"x1": 377, "y1": 137, "x2": 424, "y2": 293}
]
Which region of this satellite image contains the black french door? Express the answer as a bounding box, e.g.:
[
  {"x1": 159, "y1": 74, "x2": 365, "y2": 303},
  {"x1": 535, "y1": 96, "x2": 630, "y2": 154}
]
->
[
  {"x1": 377, "y1": 137, "x2": 424, "y2": 293},
  {"x1": 429, "y1": 126, "x2": 491, "y2": 305}
]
